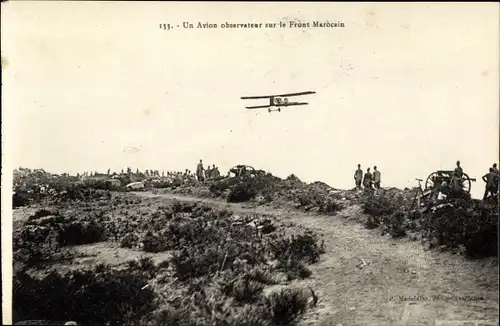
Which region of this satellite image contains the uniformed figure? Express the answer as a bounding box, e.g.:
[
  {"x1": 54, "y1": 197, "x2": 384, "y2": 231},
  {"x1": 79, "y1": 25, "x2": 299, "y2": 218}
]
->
[
  {"x1": 212, "y1": 164, "x2": 220, "y2": 178},
  {"x1": 196, "y1": 159, "x2": 205, "y2": 182},
  {"x1": 373, "y1": 166, "x2": 381, "y2": 189},
  {"x1": 454, "y1": 161, "x2": 463, "y2": 178},
  {"x1": 451, "y1": 160, "x2": 464, "y2": 193},
  {"x1": 483, "y1": 167, "x2": 499, "y2": 200},
  {"x1": 354, "y1": 164, "x2": 363, "y2": 190},
  {"x1": 206, "y1": 165, "x2": 213, "y2": 179},
  {"x1": 363, "y1": 168, "x2": 373, "y2": 190}
]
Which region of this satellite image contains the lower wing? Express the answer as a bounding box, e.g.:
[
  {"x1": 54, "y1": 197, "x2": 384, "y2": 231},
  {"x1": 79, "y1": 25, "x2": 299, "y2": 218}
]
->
[{"x1": 245, "y1": 105, "x2": 271, "y2": 109}]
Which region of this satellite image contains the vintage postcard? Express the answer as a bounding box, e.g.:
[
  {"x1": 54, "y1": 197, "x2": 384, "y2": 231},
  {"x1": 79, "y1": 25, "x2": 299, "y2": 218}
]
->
[{"x1": 2, "y1": 2, "x2": 499, "y2": 325}]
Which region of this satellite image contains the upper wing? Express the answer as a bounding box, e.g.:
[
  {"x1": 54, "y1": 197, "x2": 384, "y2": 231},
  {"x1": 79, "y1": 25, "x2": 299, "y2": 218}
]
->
[
  {"x1": 241, "y1": 91, "x2": 315, "y2": 99},
  {"x1": 273, "y1": 91, "x2": 316, "y2": 97}
]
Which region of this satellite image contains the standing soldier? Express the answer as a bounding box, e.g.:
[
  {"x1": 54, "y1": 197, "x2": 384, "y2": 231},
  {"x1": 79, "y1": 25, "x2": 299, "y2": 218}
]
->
[
  {"x1": 107, "y1": 168, "x2": 111, "y2": 175},
  {"x1": 363, "y1": 167, "x2": 373, "y2": 191},
  {"x1": 354, "y1": 164, "x2": 363, "y2": 190},
  {"x1": 206, "y1": 165, "x2": 213, "y2": 180},
  {"x1": 373, "y1": 166, "x2": 381, "y2": 189},
  {"x1": 451, "y1": 160, "x2": 464, "y2": 193},
  {"x1": 196, "y1": 159, "x2": 205, "y2": 182},
  {"x1": 482, "y1": 168, "x2": 498, "y2": 200},
  {"x1": 212, "y1": 164, "x2": 219, "y2": 178}
]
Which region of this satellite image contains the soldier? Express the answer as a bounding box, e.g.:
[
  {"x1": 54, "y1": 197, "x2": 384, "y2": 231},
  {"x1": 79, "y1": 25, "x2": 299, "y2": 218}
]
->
[
  {"x1": 206, "y1": 165, "x2": 213, "y2": 179},
  {"x1": 482, "y1": 167, "x2": 498, "y2": 200},
  {"x1": 196, "y1": 159, "x2": 205, "y2": 182},
  {"x1": 451, "y1": 160, "x2": 464, "y2": 193},
  {"x1": 354, "y1": 164, "x2": 363, "y2": 190},
  {"x1": 373, "y1": 166, "x2": 381, "y2": 189},
  {"x1": 212, "y1": 164, "x2": 219, "y2": 178},
  {"x1": 493, "y1": 163, "x2": 499, "y2": 175},
  {"x1": 107, "y1": 168, "x2": 111, "y2": 175},
  {"x1": 363, "y1": 167, "x2": 373, "y2": 190},
  {"x1": 454, "y1": 161, "x2": 463, "y2": 178}
]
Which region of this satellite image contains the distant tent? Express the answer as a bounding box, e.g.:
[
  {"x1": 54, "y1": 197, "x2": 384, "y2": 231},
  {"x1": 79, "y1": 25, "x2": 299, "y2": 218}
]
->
[{"x1": 125, "y1": 182, "x2": 144, "y2": 190}]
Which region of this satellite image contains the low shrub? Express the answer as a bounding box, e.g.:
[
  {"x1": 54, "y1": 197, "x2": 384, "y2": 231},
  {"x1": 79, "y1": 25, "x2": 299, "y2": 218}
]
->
[
  {"x1": 13, "y1": 191, "x2": 31, "y2": 208},
  {"x1": 265, "y1": 289, "x2": 309, "y2": 326},
  {"x1": 277, "y1": 258, "x2": 313, "y2": 281},
  {"x1": 381, "y1": 211, "x2": 407, "y2": 238},
  {"x1": 362, "y1": 195, "x2": 396, "y2": 217},
  {"x1": 318, "y1": 200, "x2": 342, "y2": 215},
  {"x1": 425, "y1": 199, "x2": 498, "y2": 258},
  {"x1": 227, "y1": 182, "x2": 258, "y2": 203},
  {"x1": 225, "y1": 278, "x2": 265, "y2": 304},
  {"x1": 269, "y1": 232, "x2": 324, "y2": 265},
  {"x1": 13, "y1": 264, "x2": 157, "y2": 325},
  {"x1": 364, "y1": 215, "x2": 380, "y2": 229},
  {"x1": 58, "y1": 221, "x2": 106, "y2": 246}
]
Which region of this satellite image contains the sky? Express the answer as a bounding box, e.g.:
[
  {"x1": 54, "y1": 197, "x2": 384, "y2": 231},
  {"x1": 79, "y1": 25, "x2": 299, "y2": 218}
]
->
[{"x1": 2, "y1": 2, "x2": 499, "y2": 199}]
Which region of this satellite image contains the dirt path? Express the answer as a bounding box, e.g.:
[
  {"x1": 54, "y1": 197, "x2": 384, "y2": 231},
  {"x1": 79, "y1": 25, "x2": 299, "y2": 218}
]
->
[{"x1": 134, "y1": 192, "x2": 499, "y2": 326}]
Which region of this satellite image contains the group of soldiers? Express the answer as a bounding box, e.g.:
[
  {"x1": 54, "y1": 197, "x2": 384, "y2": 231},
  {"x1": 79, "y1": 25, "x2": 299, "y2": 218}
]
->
[
  {"x1": 76, "y1": 164, "x2": 224, "y2": 184},
  {"x1": 442, "y1": 161, "x2": 498, "y2": 201},
  {"x1": 119, "y1": 168, "x2": 162, "y2": 176},
  {"x1": 352, "y1": 160, "x2": 498, "y2": 201},
  {"x1": 354, "y1": 164, "x2": 382, "y2": 191},
  {"x1": 196, "y1": 159, "x2": 221, "y2": 182}
]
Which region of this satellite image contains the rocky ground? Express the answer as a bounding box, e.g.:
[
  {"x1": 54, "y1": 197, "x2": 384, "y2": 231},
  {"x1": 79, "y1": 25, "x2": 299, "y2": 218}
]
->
[{"x1": 11, "y1": 171, "x2": 499, "y2": 325}]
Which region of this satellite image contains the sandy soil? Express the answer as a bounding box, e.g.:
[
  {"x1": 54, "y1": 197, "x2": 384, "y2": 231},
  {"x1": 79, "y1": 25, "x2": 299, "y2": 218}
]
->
[{"x1": 14, "y1": 192, "x2": 499, "y2": 326}]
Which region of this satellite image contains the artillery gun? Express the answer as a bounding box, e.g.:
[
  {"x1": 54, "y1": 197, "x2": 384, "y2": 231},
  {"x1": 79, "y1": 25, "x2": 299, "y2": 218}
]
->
[
  {"x1": 424, "y1": 170, "x2": 476, "y2": 194},
  {"x1": 227, "y1": 165, "x2": 265, "y2": 180},
  {"x1": 410, "y1": 170, "x2": 477, "y2": 212}
]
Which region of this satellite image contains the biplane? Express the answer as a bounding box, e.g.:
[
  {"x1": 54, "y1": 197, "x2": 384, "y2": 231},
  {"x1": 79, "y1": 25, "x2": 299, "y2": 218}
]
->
[{"x1": 241, "y1": 91, "x2": 316, "y2": 113}]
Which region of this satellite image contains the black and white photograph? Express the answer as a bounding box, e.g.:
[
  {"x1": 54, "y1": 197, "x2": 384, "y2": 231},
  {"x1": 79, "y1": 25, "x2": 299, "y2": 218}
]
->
[{"x1": 2, "y1": 2, "x2": 499, "y2": 325}]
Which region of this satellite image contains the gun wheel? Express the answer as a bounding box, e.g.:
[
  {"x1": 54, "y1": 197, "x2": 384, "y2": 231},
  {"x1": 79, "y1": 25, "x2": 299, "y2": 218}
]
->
[{"x1": 425, "y1": 172, "x2": 439, "y2": 192}]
